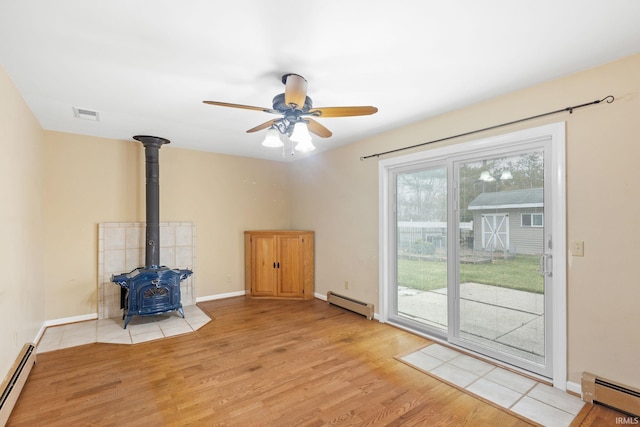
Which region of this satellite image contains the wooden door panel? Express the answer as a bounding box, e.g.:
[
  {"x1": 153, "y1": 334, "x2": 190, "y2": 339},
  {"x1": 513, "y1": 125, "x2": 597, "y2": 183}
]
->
[
  {"x1": 278, "y1": 235, "x2": 303, "y2": 297},
  {"x1": 252, "y1": 235, "x2": 277, "y2": 296}
]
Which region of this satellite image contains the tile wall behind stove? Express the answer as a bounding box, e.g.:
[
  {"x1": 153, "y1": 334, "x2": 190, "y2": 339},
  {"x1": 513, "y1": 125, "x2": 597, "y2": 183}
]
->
[{"x1": 98, "y1": 222, "x2": 196, "y2": 319}]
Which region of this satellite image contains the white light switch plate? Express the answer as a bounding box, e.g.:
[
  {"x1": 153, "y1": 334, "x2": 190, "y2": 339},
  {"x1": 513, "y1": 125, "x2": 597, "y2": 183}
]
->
[{"x1": 571, "y1": 241, "x2": 584, "y2": 257}]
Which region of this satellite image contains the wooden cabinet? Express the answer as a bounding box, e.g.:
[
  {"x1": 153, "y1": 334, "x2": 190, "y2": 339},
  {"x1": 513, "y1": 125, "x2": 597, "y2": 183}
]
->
[{"x1": 244, "y1": 230, "x2": 314, "y2": 300}]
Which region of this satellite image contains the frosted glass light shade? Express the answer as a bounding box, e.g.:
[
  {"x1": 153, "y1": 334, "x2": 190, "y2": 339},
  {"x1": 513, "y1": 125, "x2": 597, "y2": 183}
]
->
[
  {"x1": 290, "y1": 122, "x2": 311, "y2": 143},
  {"x1": 262, "y1": 127, "x2": 283, "y2": 147},
  {"x1": 291, "y1": 122, "x2": 315, "y2": 152},
  {"x1": 295, "y1": 139, "x2": 315, "y2": 152}
]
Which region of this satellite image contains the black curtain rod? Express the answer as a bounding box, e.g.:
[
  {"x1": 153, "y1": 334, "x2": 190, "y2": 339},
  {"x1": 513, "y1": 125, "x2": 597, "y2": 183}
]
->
[{"x1": 360, "y1": 95, "x2": 615, "y2": 161}]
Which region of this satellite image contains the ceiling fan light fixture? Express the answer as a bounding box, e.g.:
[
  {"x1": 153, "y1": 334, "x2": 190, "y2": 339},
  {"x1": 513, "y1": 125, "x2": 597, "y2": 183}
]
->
[
  {"x1": 295, "y1": 139, "x2": 315, "y2": 152},
  {"x1": 261, "y1": 126, "x2": 283, "y2": 147},
  {"x1": 289, "y1": 122, "x2": 311, "y2": 143},
  {"x1": 290, "y1": 122, "x2": 315, "y2": 152},
  {"x1": 203, "y1": 73, "x2": 378, "y2": 156}
]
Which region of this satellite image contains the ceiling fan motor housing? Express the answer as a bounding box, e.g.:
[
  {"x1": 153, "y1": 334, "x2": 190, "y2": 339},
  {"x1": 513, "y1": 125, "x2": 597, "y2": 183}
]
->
[{"x1": 272, "y1": 93, "x2": 313, "y2": 113}]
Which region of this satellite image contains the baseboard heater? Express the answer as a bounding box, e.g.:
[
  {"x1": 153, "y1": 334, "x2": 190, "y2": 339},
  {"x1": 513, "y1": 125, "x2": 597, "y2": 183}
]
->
[
  {"x1": 327, "y1": 291, "x2": 374, "y2": 320},
  {"x1": 582, "y1": 371, "x2": 640, "y2": 416},
  {"x1": 0, "y1": 343, "x2": 36, "y2": 426}
]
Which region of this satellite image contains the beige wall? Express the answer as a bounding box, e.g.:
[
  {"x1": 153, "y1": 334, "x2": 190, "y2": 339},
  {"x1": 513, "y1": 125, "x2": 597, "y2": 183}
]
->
[
  {"x1": 0, "y1": 66, "x2": 45, "y2": 378},
  {"x1": 43, "y1": 132, "x2": 141, "y2": 319},
  {"x1": 42, "y1": 132, "x2": 291, "y2": 319},
  {"x1": 290, "y1": 54, "x2": 640, "y2": 389}
]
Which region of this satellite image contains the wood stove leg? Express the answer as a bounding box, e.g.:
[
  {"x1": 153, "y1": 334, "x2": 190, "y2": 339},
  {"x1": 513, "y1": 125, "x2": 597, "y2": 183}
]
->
[{"x1": 123, "y1": 314, "x2": 133, "y2": 329}]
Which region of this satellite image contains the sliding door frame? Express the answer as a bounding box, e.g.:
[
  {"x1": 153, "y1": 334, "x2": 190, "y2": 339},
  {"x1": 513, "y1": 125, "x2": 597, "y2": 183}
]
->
[{"x1": 378, "y1": 122, "x2": 567, "y2": 389}]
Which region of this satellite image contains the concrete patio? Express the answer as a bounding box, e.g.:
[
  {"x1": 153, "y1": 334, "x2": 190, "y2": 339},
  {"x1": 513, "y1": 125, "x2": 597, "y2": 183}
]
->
[{"x1": 398, "y1": 282, "x2": 545, "y2": 364}]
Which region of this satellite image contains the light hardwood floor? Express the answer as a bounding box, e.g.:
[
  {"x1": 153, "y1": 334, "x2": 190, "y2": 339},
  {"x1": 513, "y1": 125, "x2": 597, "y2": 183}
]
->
[{"x1": 8, "y1": 297, "x2": 626, "y2": 426}]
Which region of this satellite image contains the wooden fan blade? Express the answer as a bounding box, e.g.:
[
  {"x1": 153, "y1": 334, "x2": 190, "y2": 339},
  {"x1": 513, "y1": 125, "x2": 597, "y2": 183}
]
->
[
  {"x1": 203, "y1": 101, "x2": 278, "y2": 115},
  {"x1": 306, "y1": 119, "x2": 332, "y2": 138},
  {"x1": 283, "y1": 74, "x2": 307, "y2": 110},
  {"x1": 307, "y1": 106, "x2": 378, "y2": 118},
  {"x1": 246, "y1": 119, "x2": 278, "y2": 133}
]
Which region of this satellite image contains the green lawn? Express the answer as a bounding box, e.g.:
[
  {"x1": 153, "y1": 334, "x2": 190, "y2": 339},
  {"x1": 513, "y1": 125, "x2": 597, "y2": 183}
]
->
[{"x1": 398, "y1": 254, "x2": 543, "y2": 294}]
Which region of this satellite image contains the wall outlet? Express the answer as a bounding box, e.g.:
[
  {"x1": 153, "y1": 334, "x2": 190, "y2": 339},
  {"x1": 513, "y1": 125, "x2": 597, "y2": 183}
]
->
[
  {"x1": 226, "y1": 274, "x2": 232, "y2": 283},
  {"x1": 344, "y1": 281, "x2": 349, "y2": 290}
]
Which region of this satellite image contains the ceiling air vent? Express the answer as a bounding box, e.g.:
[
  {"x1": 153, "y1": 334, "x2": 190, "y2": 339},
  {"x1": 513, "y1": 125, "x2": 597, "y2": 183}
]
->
[{"x1": 72, "y1": 107, "x2": 100, "y2": 121}]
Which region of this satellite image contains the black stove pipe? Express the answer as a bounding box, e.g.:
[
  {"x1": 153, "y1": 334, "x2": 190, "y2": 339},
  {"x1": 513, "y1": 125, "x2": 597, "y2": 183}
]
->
[{"x1": 133, "y1": 135, "x2": 170, "y2": 267}]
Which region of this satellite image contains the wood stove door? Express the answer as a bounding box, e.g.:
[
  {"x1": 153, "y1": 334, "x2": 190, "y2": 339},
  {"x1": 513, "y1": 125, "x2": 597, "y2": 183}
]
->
[{"x1": 138, "y1": 282, "x2": 171, "y2": 314}]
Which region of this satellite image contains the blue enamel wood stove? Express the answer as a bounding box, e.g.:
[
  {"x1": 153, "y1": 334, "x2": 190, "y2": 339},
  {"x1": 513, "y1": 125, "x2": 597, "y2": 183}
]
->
[
  {"x1": 110, "y1": 135, "x2": 193, "y2": 328},
  {"x1": 112, "y1": 266, "x2": 192, "y2": 329}
]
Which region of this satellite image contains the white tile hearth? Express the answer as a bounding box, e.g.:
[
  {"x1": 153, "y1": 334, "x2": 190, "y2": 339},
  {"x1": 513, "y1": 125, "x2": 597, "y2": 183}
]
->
[
  {"x1": 37, "y1": 305, "x2": 211, "y2": 353},
  {"x1": 400, "y1": 343, "x2": 585, "y2": 427}
]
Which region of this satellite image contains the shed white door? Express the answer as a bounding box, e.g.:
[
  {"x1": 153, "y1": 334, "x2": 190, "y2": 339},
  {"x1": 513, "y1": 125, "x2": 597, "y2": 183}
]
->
[{"x1": 481, "y1": 213, "x2": 509, "y2": 251}]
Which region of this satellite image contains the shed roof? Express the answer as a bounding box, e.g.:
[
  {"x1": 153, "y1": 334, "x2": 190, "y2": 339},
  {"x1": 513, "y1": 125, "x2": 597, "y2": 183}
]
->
[{"x1": 468, "y1": 188, "x2": 543, "y2": 210}]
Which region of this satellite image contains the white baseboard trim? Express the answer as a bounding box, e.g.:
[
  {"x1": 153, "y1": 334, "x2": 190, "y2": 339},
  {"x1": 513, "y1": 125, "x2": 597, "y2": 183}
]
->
[
  {"x1": 314, "y1": 292, "x2": 327, "y2": 301},
  {"x1": 34, "y1": 325, "x2": 47, "y2": 345},
  {"x1": 43, "y1": 313, "x2": 98, "y2": 327},
  {"x1": 566, "y1": 380, "x2": 582, "y2": 397},
  {"x1": 196, "y1": 290, "x2": 246, "y2": 302}
]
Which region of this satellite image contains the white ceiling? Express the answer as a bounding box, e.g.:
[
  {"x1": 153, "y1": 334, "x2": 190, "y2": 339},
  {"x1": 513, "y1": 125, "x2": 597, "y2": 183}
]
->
[{"x1": 1, "y1": 1, "x2": 639, "y2": 162}]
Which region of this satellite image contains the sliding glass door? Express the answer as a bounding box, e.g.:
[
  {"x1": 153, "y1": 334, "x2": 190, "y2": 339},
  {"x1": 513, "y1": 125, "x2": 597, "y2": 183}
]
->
[
  {"x1": 382, "y1": 124, "x2": 565, "y2": 380},
  {"x1": 451, "y1": 149, "x2": 550, "y2": 375},
  {"x1": 395, "y1": 165, "x2": 448, "y2": 334}
]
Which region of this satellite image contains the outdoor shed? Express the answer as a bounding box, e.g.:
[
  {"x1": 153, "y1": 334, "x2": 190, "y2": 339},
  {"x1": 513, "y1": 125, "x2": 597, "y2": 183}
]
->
[{"x1": 467, "y1": 188, "x2": 544, "y2": 255}]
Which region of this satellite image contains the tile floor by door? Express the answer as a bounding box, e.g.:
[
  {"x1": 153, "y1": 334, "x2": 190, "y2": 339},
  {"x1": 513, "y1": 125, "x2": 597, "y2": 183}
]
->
[
  {"x1": 37, "y1": 305, "x2": 211, "y2": 353},
  {"x1": 400, "y1": 343, "x2": 585, "y2": 427}
]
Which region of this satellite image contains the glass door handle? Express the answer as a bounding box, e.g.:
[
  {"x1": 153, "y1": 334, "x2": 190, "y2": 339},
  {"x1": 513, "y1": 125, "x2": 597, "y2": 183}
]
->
[{"x1": 539, "y1": 254, "x2": 553, "y2": 277}]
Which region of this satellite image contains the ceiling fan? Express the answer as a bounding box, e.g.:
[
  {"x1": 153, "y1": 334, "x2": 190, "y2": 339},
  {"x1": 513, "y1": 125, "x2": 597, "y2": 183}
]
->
[{"x1": 203, "y1": 74, "x2": 378, "y2": 152}]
